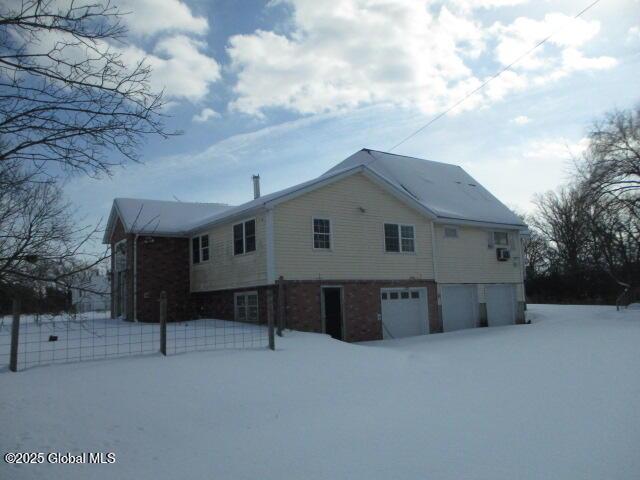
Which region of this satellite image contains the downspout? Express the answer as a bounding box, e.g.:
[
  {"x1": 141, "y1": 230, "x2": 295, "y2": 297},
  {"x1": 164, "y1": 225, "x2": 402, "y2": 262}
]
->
[
  {"x1": 133, "y1": 234, "x2": 139, "y2": 322},
  {"x1": 430, "y1": 221, "x2": 439, "y2": 283}
]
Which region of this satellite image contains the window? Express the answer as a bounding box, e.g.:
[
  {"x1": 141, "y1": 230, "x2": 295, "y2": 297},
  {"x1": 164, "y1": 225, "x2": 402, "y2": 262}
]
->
[
  {"x1": 401, "y1": 225, "x2": 415, "y2": 252},
  {"x1": 384, "y1": 223, "x2": 415, "y2": 253},
  {"x1": 192, "y1": 234, "x2": 209, "y2": 264},
  {"x1": 384, "y1": 224, "x2": 399, "y2": 252},
  {"x1": 201, "y1": 235, "x2": 209, "y2": 261},
  {"x1": 233, "y1": 219, "x2": 256, "y2": 255},
  {"x1": 313, "y1": 218, "x2": 331, "y2": 249},
  {"x1": 235, "y1": 292, "x2": 258, "y2": 323},
  {"x1": 390, "y1": 292, "x2": 399, "y2": 299},
  {"x1": 493, "y1": 231, "x2": 509, "y2": 246},
  {"x1": 444, "y1": 227, "x2": 458, "y2": 238},
  {"x1": 401, "y1": 291, "x2": 409, "y2": 299},
  {"x1": 411, "y1": 291, "x2": 420, "y2": 299},
  {"x1": 381, "y1": 292, "x2": 387, "y2": 300}
]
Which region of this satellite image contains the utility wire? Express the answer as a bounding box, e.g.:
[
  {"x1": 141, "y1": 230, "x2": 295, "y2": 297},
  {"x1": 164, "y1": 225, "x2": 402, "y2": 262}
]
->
[{"x1": 388, "y1": 0, "x2": 604, "y2": 152}]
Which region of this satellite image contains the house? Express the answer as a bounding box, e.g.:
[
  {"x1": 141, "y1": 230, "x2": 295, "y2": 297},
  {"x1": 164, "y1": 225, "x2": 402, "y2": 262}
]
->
[
  {"x1": 70, "y1": 269, "x2": 110, "y2": 313},
  {"x1": 103, "y1": 149, "x2": 528, "y2": 342}
]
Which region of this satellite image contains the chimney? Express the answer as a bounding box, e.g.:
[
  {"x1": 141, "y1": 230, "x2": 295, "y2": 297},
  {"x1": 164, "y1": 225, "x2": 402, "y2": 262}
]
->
[{"x1": 252, "y1": 174, "x2": 261, "y2": 199}]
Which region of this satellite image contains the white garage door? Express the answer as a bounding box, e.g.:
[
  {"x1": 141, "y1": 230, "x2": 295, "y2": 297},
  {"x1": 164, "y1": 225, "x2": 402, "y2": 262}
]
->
[
  {"x1": 486, "y1": 285, "x2": 517, "y2": 327},
  {"x1": 441, "y1": 285, "x2": 477, "y2": 332},
  {"x1": 380, "y1": 288, "x2": 428, "y2": 339}
]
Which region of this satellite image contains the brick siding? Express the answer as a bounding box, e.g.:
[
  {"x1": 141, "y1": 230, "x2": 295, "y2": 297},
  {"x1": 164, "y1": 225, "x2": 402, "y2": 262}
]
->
[
  {"x1": 135, "y1": 236, "x2": 190, "y2": 322},
  {"x1": 281, "y1": 279, "x2": 440, "y2": 342}
]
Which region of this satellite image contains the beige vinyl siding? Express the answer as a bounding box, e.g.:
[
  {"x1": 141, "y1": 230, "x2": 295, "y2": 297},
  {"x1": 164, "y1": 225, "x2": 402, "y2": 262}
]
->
[
  {"x1": 273, "y1": 173, "x2": 434, "y2": 280},
  {"x1": 434, "y1": 224, "x2": 524, "y2": 285},
  {"x1": 190, "y1": 213, "x2": 267, "y2": 292}
]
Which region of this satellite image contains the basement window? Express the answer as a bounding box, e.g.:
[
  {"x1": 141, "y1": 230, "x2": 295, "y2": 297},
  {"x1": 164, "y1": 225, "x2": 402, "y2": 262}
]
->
[
  {"x1": 235, "y1": 292, "x2": 258, "y2": 323},
  {"x1": 233, "y1": 219, "x2": 256, "y2": 255},
  {"x1": 192, "y1": 234, "x2": 209, "y2": 264},
  {"x1": 384, "y1": 223, "x2": 415, "y2": 253}
]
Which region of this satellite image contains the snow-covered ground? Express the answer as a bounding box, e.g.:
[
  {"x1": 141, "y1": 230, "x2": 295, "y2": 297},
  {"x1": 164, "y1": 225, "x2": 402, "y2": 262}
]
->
[
  {"x1": 0, "y1": 313, "x2": 267, "y2": 369},
  {"x1": 1, "y1": 304, "x2": 639, "y2": 480}
]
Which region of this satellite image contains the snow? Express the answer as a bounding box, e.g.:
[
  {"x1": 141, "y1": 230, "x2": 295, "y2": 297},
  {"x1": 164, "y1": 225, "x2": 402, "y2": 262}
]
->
[
  {"x1": 112, "y1": 198, "x2": 232, "y2": 237},
  {"x1": 109, "y1": 149, "x2": 525, "y2": 239},
  {"x1": 0, "y1": 313, "x2": 267, "y2": 369},
  {"x1": 327, "y1": 149, "x2": 526, "y2": 227},
  {"x1": 2, "y1": 304, "x2": 639, "y2": 480}
]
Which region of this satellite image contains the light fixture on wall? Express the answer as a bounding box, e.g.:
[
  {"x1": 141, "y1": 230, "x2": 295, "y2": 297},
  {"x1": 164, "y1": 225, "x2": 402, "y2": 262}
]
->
[{"x1": 358, "y1": 206, "x2": 366, "y2": 213}]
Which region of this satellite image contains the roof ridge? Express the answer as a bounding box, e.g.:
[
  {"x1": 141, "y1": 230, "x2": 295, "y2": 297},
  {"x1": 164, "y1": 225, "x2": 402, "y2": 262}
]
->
[{"x1": 363, "y1": 148, "x2": 461, "y2": 167}]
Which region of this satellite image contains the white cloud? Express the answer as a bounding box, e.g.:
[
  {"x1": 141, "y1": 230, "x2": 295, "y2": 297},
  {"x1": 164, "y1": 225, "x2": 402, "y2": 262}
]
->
[
  {"x1": 491, "y1": 12, "x2": 617, "y2": 85},
  {"x1": 452, "y1": 0, "x2": 528, "y2": 11},
  {"x1": 228, "y1": 2, "x2": 490, "y2": 116},
  {"x1": 227, "y1": 1, "x2": 615, "y2": 117},
  {"x1": 627, "y1": 26, "x2": 640, "y2": 43},
  {"x1": 120, "y1": 35, "x2": 220, "y2": 102},
  {"x1": 118, "y1": 0, "x2": 208, "y2": 36},
  {"x1": 467, "y1": 136, "x2": 589, "y2": 212},
  {"x1": 193, "y1": 107, "x2": 220, "y2": 123},
  {"x1": 512, "y1": 115, "x2": 530, "y2": 125}
]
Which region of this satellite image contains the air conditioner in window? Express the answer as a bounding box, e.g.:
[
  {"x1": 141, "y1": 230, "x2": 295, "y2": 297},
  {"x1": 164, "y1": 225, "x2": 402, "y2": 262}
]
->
[{"x1": 496, "y1": 248, "x2": 511, "y2": 261}]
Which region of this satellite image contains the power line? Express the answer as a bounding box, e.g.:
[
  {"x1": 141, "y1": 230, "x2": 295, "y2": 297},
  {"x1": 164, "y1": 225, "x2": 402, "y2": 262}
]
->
[{"x1": 388, "y1": 0, "x2": 604, "y2": 152}]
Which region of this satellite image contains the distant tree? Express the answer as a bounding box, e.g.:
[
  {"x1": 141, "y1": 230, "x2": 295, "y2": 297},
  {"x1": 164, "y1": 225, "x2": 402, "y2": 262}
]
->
[
  {"x1": 0, "y1": 162, "x2": 107, "y2": 290},
  {"x1": 531, "y1": 186, "x2": 591, "y2": 277},
  {"x1": 580, "y1": 105, "x2": 640, "y2": 296}
]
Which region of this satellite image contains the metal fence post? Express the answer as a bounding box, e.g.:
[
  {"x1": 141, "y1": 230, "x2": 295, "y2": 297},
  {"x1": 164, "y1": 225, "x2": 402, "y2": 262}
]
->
[
  {"x1": 159, "y1": 291, "x2": 167, "y2": 356},
  {"x1": 277, "y1": 276, "x2": 285, "y2": 337},
  {"x1": 9, "y1": 298, "x2": 20, "y2": 372},
  {"x1": 267, "y1": 289, "x2": 275, "y2": 350}
]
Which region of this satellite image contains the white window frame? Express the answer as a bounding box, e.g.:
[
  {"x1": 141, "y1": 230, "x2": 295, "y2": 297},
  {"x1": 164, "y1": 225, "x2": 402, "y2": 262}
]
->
[
  {"x1": 444, "y1": 226, "x2": 459, "y2": 239},
  {"x1": 191, "y1": 234, "x2": 210, "y2": 264},
  {"x1": 114, "y1": 239, "x2": 127, "y2": 272},
  {"x1": 312, "y1": 217, "x2": 332, "y2": 250},
  {"x1": 233, "y1": 218, "x2": 257, "y2": 256},
  {"x1": 383, "y1": 222, "x2": 416, "y2": 253},
  {"x1": 493, "y1": 231, "x2": 509, "y2": 246},
  {"x1": 234, "y1": 291, "x2": 259, "y2": 323}
]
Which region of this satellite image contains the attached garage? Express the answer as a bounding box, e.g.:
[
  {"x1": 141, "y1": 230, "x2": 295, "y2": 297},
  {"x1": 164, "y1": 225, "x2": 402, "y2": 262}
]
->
[
  {"x1": 380, "y1": 288, "x2": 429, "y2": 339},
  {"x1": 441, "y1": 285, "x2": 478, "y2": 332},
  {"x1": 486, "y1": 284, "x2": 517, "y2": 327}
]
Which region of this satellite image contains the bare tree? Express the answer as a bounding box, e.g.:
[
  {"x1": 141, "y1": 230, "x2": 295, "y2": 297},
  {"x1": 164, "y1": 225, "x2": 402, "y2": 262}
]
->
[
  {"x1": 0, "y1": 163, "x2": 108, "y2": 290},
  {"x1": 531, "y1": 186, "x2": 591, "y2": 276},
  {"x1": 0, "y1": 0, "x2": 172, "y2": 177},
  {"x1": 583, "y1": 105, "x2": 640, "y2": 203}
]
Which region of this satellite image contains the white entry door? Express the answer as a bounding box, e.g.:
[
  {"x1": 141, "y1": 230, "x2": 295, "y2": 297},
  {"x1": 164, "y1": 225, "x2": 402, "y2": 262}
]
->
[
  {"x1": 486, "y1": 285, "x2": 517, "y2": 327},
  {"x1": 441, "y1": 285, "x2": 477, "y2": 332},
  {"x1": 380, "y1": 288, "x2": 428, "y2": 339}
]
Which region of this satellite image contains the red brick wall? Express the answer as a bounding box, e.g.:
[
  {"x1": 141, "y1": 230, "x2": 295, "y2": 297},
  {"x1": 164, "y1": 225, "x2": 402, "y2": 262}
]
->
[
  {"x1": 191, "y1": 285, "x2": 275, "y2": 325},
  {"x1": 136, "y1": 236, "x2": 190, "y2": 322},
  {"x1": 282, "y1": 279, "x2": 440, "y2": 342}
]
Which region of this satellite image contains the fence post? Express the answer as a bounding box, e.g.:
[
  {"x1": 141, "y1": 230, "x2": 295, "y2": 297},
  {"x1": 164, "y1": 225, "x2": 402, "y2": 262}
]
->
[
  {"x1": 277, "y1": 276, "x2": 285, "y2": 337},
  {"x1": 267, "y1": 289, "x2": 275, "y2": 350},
  {"x1": 159, "y1": 291, "x2": 167, "y2": 356},
  {"x1": 9, "y1": 298, "x2": 20, "y2": 372}
]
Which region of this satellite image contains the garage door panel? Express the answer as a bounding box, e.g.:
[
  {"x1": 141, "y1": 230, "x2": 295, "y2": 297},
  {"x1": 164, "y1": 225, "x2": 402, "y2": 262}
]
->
[
  {"x1": 441, "y1": 285, "x2": 477, "y2": 332},
  {"x1": 486, "y1": 285, "x2": 516, "y2": 327},
  {"x1": 381, "y1": 289, "x2": 428, "y2": 339}
]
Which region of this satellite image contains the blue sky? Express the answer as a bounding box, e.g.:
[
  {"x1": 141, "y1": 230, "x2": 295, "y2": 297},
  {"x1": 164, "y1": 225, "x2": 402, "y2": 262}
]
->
[{"x1": 64, "y1": 0, "x2": 640, "y2": 231}]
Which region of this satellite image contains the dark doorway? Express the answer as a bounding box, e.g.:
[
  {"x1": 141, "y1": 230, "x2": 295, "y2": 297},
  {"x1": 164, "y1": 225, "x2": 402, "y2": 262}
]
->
[{"x1": 322, "y1": 287, "x2": 343, "y2": 340}]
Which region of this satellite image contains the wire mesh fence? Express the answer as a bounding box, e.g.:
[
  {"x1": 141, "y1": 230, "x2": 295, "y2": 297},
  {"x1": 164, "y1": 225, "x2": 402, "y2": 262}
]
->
[
  {"x1": 0, "y1": 297, "x2": 272, "y2": 371},
  {"x1": 165, "y1": 319, "x2": 269, "y2": 355}
]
